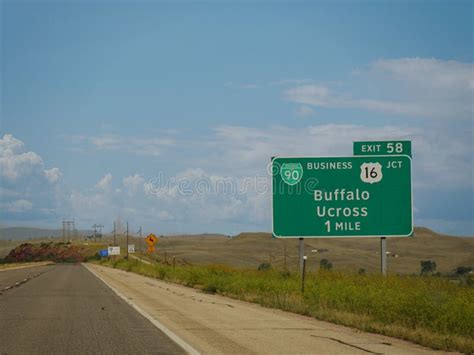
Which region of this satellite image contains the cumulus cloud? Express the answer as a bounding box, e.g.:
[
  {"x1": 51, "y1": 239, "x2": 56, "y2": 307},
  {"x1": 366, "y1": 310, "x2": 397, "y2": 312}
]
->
[
  {"x1": 59, "y1": 121, "x2": 472, "y2": 235},
  {"x1": 44, "y1": 168, "x2": 62, "y2": 183},
  {"x1": 0, "y1": 134, "x2": 62, "y2": 184},
  {"x1": 122, "y1": 174, "x2": 145, "y2": 195},
  {"x1": 96, "y1": 173, "x2": 112, "y2": 191},
  {"x1": 144, "y1": 168, "x2": 268, "y2": 226},
  {"x1": 0, "y1": 134, "x2": 43, "y2": 181},
  {"x1": 0, "y1": 134, "x2": 62, "y2": 223}
]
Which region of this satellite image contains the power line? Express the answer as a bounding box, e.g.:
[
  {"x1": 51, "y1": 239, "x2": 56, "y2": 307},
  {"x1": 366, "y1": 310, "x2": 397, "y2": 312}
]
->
[
  {"x1": 63, "y1": 219, "x2": 74, "y2": 243},
  {"x1": 92, "y1": 224, "x2": 103, "y2": 243}
]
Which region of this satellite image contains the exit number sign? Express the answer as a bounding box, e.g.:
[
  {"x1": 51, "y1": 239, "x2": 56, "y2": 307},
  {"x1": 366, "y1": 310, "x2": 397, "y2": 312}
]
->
[{"x1": 353, "y1": 140, "x2": 411, "y2": 157}]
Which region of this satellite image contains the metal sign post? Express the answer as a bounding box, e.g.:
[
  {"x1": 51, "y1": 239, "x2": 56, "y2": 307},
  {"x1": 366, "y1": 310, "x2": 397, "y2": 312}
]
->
[
  {"x1": 126, "y1": 222, "x2": 129, "y2": 260},
  {"x1": 301, "y1": 256, "x2": 307, "y2": 293},
  {"x1": 380, "y1": 237, "x2": 387, "y2": 275},
  {"x1": 299, "y1": 238, "x2": 304, "y2": 275}
]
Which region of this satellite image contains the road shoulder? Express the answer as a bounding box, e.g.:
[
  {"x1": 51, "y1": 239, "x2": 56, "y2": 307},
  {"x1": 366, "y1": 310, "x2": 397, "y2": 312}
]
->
[
  {"x1": 85, "y1": 263, "x2": 454, "y2": 355},
  {"x1": 0, "y1": 261, "x2": 54, "y2": 272}
]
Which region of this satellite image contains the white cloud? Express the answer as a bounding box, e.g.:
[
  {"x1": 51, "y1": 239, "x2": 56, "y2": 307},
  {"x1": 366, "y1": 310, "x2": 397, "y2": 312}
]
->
[
  {"x1": 207, "y1": 124, "x2": 472, "y2": 188},
  {"x1": 0, "y1": 134, "x2": 43, "y2": 181},
  {"x1": 144, "y1": 168, "x2": 268, "y2": 225},
  {"x1": 295, "y1": 105, "x2": 316, "y2": 117},
  {"x1": 44, "y1": 167, "x2": 62, "y2": 183},
  {"x1": 72, "y1": 134, "x2": 175, "y2": 157},
  {"x1": 0, "y1": 187, "x2": 19, "y2": 197},
  {"x1": 284, "y1": 58, "x2": 473, "y2": 119},
  {"x1": 284, "y1": 84, "x2": 437, "y2": 117},
  {"x1": 122, "y1": 174, "x2": 145, "y2": 195},
  {"x1": 0, "y1": 134, "x2": 62, "y2": 223},
  {"x1": 96, "y1": 173, "x2": 112, "y2": 191},
  {"x1": 0, "y1": 199, "x2": 33, "y2": 213},
  {"x1": 210, "y1": 124, "x2": 413, "y2": 170},
  {"x1": 285, "y1": 85, "x2": 331, "y2": 106},
  {"x1": 58, "y1": 122, "x2": 471, "y2": 235},
  {"x1": 370, "y1": 58, "x2": 474, "y2": 91},
  {"x1": 157, "y1": 210, "x2": 173, "y2": 221}
]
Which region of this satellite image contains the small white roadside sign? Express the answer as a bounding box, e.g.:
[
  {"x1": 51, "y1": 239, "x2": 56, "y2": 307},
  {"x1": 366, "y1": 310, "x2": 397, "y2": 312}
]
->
[
  {"x1": 128, "y1": 245, "x2": 135, "y2": 254},
  {"x1": 108, "y1": 246, "x2": 120, "y2": 256}
]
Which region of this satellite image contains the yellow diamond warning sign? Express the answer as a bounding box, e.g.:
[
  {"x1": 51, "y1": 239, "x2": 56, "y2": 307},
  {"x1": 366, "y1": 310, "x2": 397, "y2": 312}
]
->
[
  {"x1": 145, "y1": 233, "x2": 158, "y2": 253},
  {"x1": 145, "y1": 233, "x2": 158, "y2": 246}
]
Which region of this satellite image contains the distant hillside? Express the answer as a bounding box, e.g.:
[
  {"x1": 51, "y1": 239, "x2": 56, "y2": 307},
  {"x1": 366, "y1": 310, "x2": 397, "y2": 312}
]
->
[
  {"x1": 1, "y1": 226, "x2": 473, "y2": 274},
  {"x1": 0, "y1": 227, "x2": 91, "y2": 241},
  {"x1": 136, "y1": 227, "x2": 473, "y2": 275}
]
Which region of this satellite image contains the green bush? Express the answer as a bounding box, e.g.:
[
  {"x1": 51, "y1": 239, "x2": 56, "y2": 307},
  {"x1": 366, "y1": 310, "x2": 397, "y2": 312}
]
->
[
  {"x1": 320, "y1": 258, "x2": 333, "y2": 270},
  {"x1": 258, "y1": 262, "x2": 271, "y2": 271},
  {"x1": 421, "y1": 260, "x2": 437, "y2": 275}
]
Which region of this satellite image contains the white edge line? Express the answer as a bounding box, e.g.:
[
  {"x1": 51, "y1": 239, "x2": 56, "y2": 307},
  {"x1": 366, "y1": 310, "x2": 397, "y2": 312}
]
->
[{"x1": 82, "y1": 263, "x2": 200, "y2": 355}]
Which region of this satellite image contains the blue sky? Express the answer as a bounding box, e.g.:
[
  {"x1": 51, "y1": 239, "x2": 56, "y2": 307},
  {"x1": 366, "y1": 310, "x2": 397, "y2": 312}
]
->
[{"x1": 1, "y1": 1, "x2": 473, "y2": 236}]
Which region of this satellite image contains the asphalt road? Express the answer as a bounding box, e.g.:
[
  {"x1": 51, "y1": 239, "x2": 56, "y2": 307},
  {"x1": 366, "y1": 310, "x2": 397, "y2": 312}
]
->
[{"x1": 0, "y1": 264, "x2": 185, "y2": 355}]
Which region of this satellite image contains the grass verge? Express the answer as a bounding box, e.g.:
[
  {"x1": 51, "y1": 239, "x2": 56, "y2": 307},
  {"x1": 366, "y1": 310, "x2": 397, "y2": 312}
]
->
[
  {"x1": 96, "y1": 258, "x2": 474, "y2": 353},
  {"x1": 0, "y1": 261, "x2": 53, "y2": 270}
]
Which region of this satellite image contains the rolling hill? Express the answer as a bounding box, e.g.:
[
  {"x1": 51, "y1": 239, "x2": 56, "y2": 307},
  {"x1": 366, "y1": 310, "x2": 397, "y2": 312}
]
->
[
  {"x1": 137, "y1": 227, "x2": 474, "y2": 275},
  {"x1": 1, "y1": 226, "x2": 472, "y2": 275}
]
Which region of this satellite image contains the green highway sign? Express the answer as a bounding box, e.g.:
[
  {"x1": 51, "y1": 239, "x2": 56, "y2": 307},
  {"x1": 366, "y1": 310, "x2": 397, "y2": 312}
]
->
[
  {"x1": 353, "y1": 140, "x2": 411, "y2": 157},
  {"x1": 271, "y1": 155, "x2": 412, "y2": 238}
]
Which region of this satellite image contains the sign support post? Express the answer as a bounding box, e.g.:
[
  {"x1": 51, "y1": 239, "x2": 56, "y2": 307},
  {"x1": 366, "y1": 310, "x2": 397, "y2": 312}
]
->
[
  {"x1": 301, "y1": 256, "x2": 307, "y2": 293},
  {"x1": 380, "y1": 237, "x2": 387, "y2": 275},
  {"x1": 113, "y1": 221, "x2": 116, "y2": 261},
  {"x1": 126, "y1": 222, "x2": 129, "y2": 260},
  {"x1": 299, "y1": 238, "x2": 304, "y2": 275}
]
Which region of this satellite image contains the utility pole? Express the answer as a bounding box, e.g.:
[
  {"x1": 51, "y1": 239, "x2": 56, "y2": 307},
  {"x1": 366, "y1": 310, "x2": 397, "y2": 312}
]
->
[
  {"x1": 92, "y1": 224, "x2": 103, "y2": 243},
  {"x1": 138, "y1": 226, "x2": 142, "y2": 253},
  {"x1": 62, "y1": 220, "x2": 66, "y2": 243},
  {"x1": 62, "y1": 219, "x2": 74, "y2": 243},
  {"x1": 113, "y1": 221, "x2": 116, "y2": 246},
  {"x1": 92, "y1": 224, "x2": 98, "y2": 243},
  {"x1": 126, "y1": 222, "x2": 129, "y2": 259},
  {"x1": 67, "y1": 221, "x2": 70, "y2": 242},
  {"x1": 97, "y1": 224, "x2": 103, "y2": 236},
  {"x1": 73, "y1": 218, "x2": 77, "y2": 240}
]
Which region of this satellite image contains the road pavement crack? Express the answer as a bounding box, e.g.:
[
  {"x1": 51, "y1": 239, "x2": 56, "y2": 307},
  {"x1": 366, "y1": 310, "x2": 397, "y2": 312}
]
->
[{"x1": 310, "y1": 335, "x2": 383, "y2": 354}]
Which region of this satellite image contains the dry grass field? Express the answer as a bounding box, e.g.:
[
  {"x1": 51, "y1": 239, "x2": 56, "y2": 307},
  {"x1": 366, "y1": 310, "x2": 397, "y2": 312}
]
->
[
  {"x1": 2, "y1": 227, "x2": 473, "y2": 275},
  {"x1": 117, "y1": 227, "x2": 473, "y2": 275}
]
